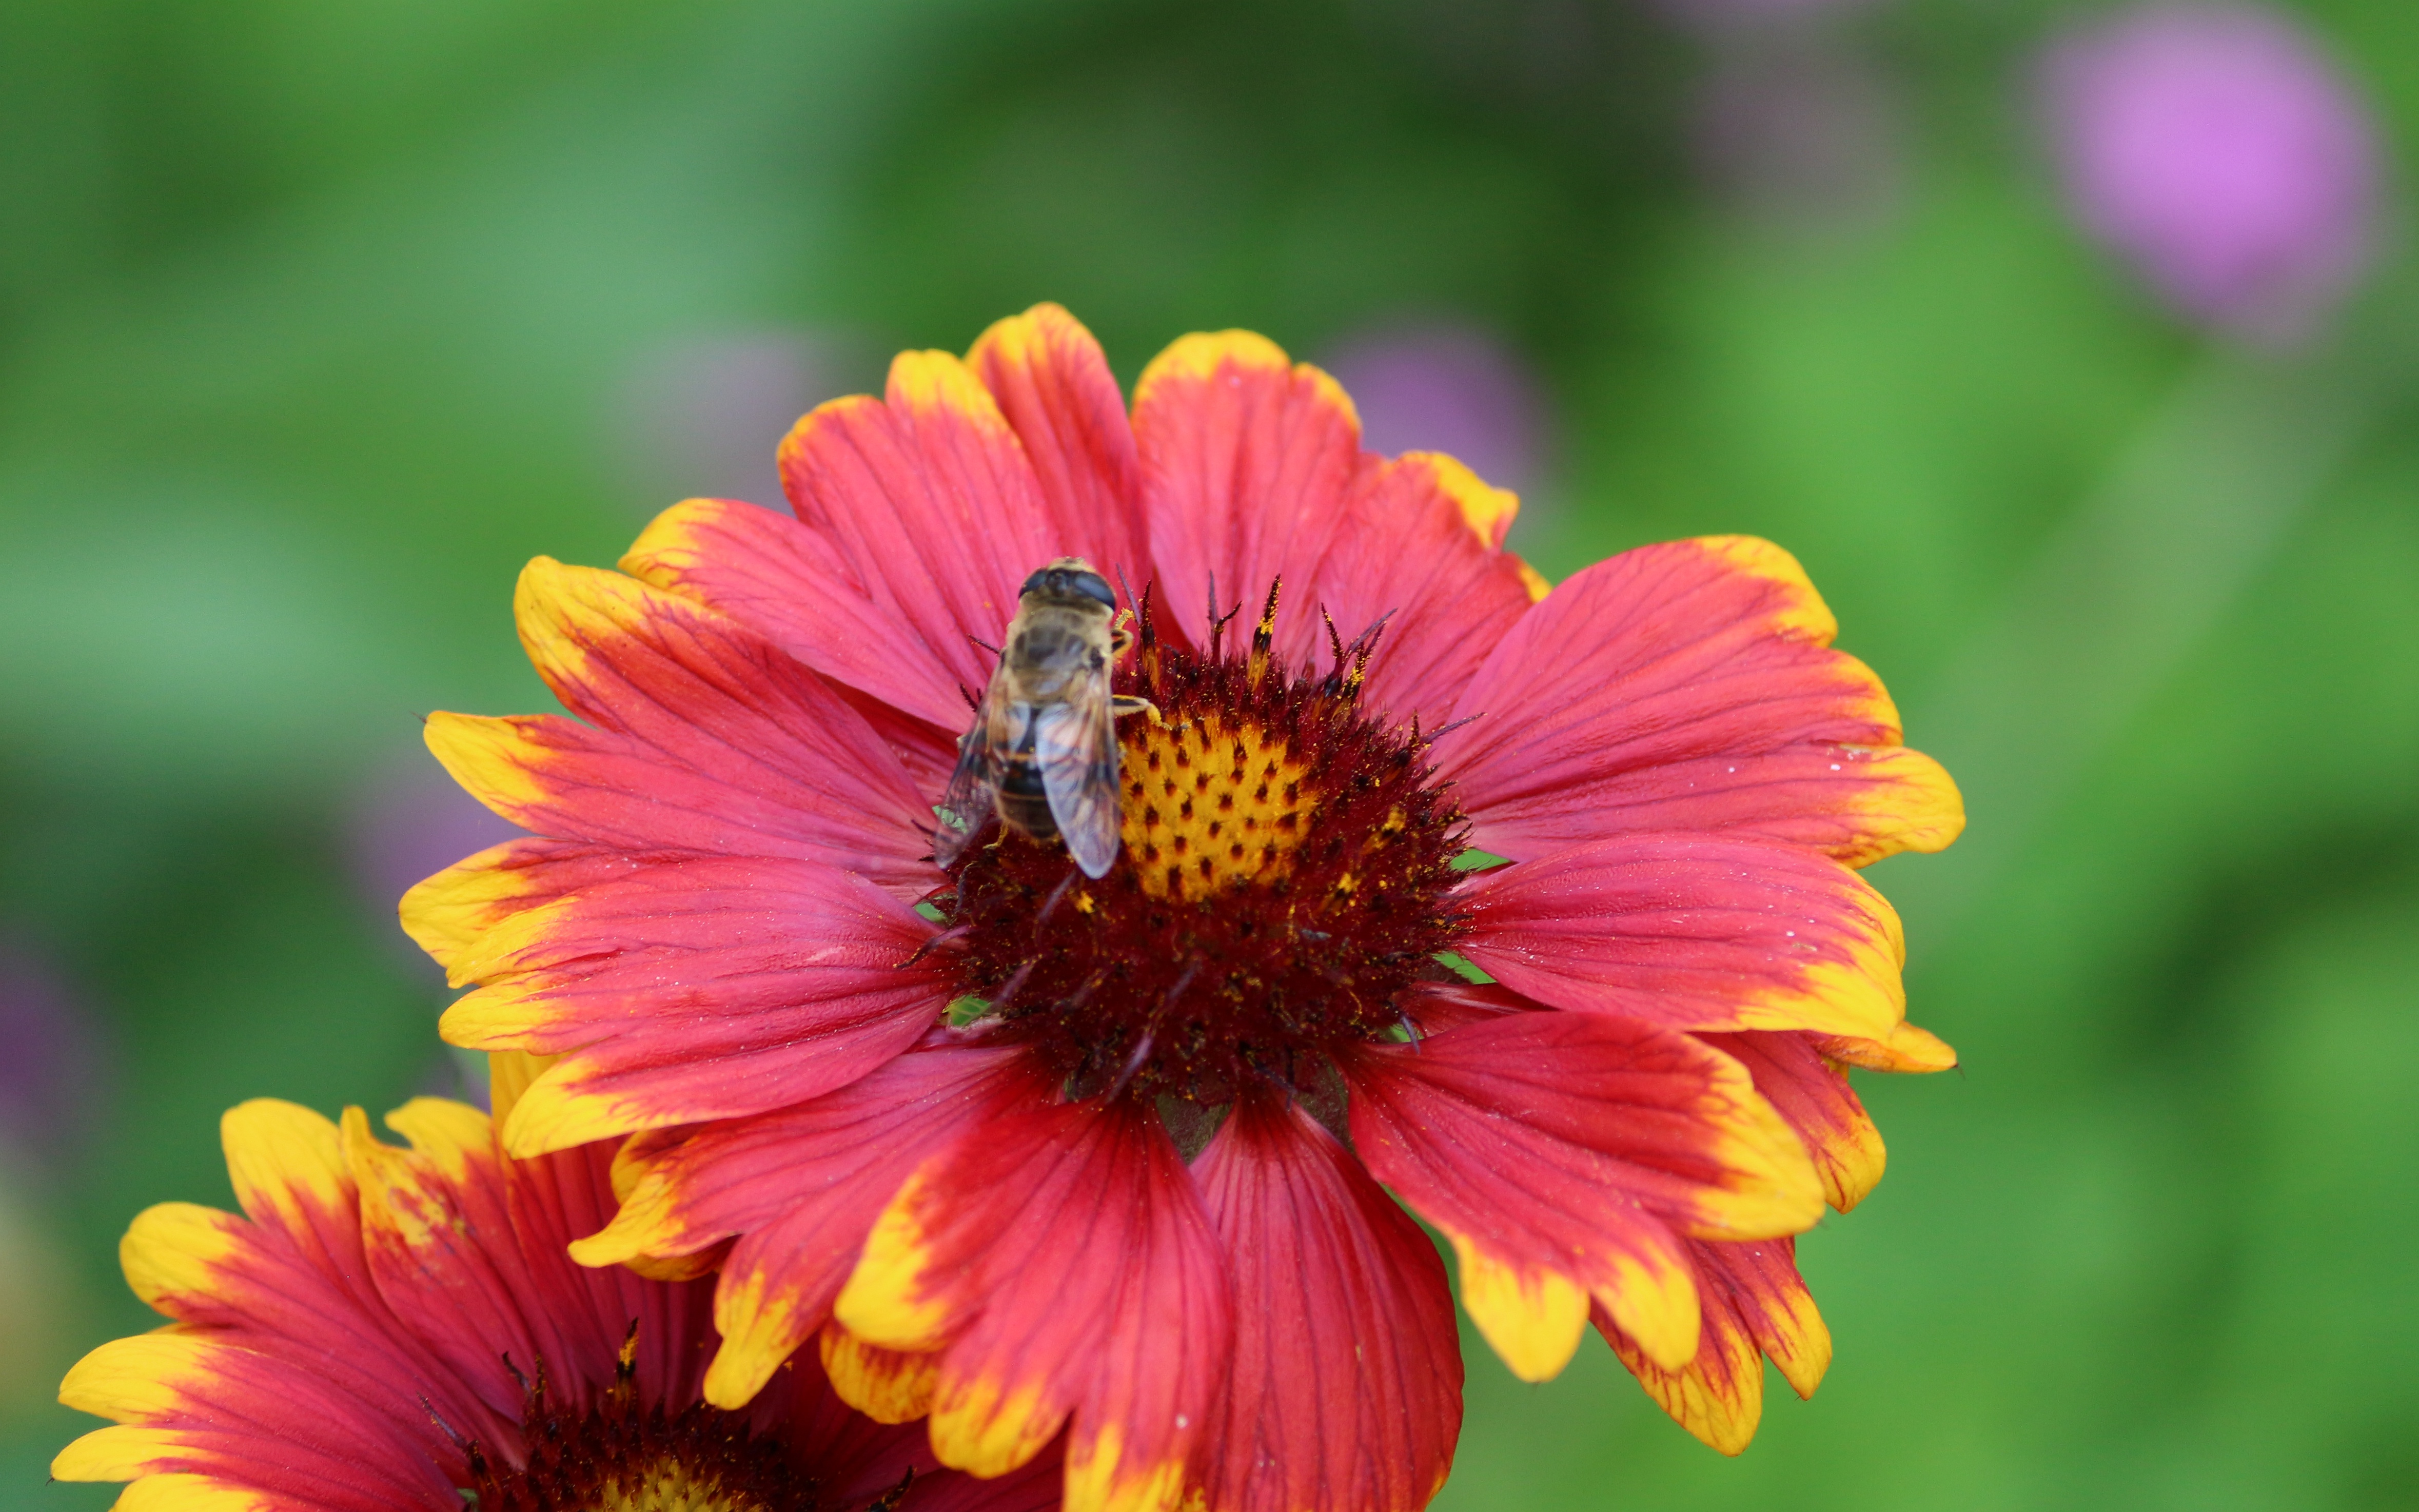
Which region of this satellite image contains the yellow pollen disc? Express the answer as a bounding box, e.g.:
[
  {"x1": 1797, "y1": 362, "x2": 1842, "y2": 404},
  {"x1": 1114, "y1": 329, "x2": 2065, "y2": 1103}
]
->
[
  {"x1": 1122, "y1": 713, "x2": 1317, "y2": 902},
  {"x1": 590, "y1": 1454, "x2": 765, "y2": 1512}
]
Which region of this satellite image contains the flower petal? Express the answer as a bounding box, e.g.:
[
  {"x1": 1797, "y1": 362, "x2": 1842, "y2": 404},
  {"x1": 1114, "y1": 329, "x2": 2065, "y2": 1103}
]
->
[
  {"x1": 1456, "y1": 834, "x2": 1907, "y2": 1041},
  {"x1": 1299, "y1": 451, "x2": 1541, "y2": 731},
  {"x1": 835, "y1": 1079, "x2": 1232, "y2": 1512},
  {"x1": 819, "y1": 1321, "x2": 940, "y2": 1426},
  {"x1": 768, "y1": 349, "x2": 1135, "y2": 720},
  {"x1": 1697, "y1": 1032, "x2": 1885, "y2": 1212},
  {"x1": 1816, "y1": 1018, "x2": 1959, "y2": 1073},
  {"x1": 424, "y1": 558, "x2": 937, "y2": 892},
  {"x1": 433, "y1": 854, "x2": 952, "y2": 1154},
  {"x1": 572, "y1": 1043, "x2": 1026, "y2": 1411},
  {"x1": 1597, "y1": 1237, "x2": 1830, "y2": 1456},
  {"x1": 905, "y1": 1451, "x2": 1068, "y2": 1512},
  {"x1": 337, "y1": 1105, "x2": 537, "y2": 1420},
  {"x1": 1433, "y1": 536, "x2": 1964, "y2": 867},
  {"x1": 1344, "y1": 1013, "x2": 1821, "y2": 1379},
  {"x1": 55, "y1": 1333, "x2": 459, "y2": 1512},
  {"x1": 1190, "y1": 1091, "x2": 1461, "y2": 1512},
  {"x1": 1134, "y1": 331, "x2": 1364, "y2": 646},
  {"x1": 967, "y1": 303, "x2": 1148, "y2": 585},
  {"x1": 621, "y1": 496, "x2": 978, "y2": 736}
]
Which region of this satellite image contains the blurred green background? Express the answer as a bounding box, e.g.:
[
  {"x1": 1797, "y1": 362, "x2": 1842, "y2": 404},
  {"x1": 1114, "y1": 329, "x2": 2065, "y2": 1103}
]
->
[{"x1": 3, "y1": 1, "x2": 2414, "y2": 1508}]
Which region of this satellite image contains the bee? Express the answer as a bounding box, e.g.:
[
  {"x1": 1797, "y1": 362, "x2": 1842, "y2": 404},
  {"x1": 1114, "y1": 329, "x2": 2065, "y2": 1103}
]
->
[{"x1": 934, "y1": 558, "x2": 1155, "y2": 879}]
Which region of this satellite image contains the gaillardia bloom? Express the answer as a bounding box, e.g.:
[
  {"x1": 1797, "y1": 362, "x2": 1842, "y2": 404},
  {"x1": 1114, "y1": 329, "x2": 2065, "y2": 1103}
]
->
[
  {"x1": 405, "y1": 306, "x2": 1963, "y2": 1512},
  {"x1": 52, "y1": 1054, "x2": 1057, "y2": 1512}
]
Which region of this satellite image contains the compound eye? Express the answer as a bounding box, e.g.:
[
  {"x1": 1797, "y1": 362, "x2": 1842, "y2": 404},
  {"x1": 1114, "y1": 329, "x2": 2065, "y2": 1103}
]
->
[
  {"x1": 1068, "y1": 572, "x2": 1116, "y2": 609},
  {"x1": 1019, "y1": 570, "x2": 1051, "y2": 597}
]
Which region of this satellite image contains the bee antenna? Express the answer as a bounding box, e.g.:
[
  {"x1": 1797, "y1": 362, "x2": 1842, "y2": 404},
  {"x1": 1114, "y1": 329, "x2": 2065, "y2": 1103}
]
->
[
  {"x1": 1115, "y1": 563, "x2": 1139, "y2": 612},
  {"x1": 1398, "y1": 1013, "x2": 1424, "y2": 1052},
  {"x1": 967, "y1": 634, "x2": 1001, "y2": 660}
]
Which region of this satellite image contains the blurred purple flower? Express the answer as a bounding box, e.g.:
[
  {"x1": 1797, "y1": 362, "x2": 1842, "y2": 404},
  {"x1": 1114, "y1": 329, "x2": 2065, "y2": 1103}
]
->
[
  {"x1": 1693, "y1": 31, "x2": 1904, "y2": 233},
  {"x1": 345, "y1": 755, "x2": 523, "y2": 965},
  {"x1": 0, "y1": 939, "x2": 105, "y2": 1159},
  {"x1": 2041, "y1": 3, "x2": 2383, "y2": 341},
  {"x1": 612, "y1": 330, "x2": 859, "y2": 514},
  {"x1": 1319, "y1": 322, "x2": 1550, "y2": 501},
  {"x1": 1658, "y1": 0, "x2": 1878, "y2": 32}
]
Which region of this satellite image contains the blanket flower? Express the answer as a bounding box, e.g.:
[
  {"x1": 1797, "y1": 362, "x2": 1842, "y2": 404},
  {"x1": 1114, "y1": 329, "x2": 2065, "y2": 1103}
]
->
[{"x1": 405, "y1": 305, "x2": 1962, "y2": 1512}]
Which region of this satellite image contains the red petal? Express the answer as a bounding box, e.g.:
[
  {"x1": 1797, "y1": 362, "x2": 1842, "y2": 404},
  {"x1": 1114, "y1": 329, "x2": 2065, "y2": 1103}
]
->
[
  {"x1": 835, "y1": 1081, "x2": 1232, "y2": 1512},
  {"x1": 1344, "y1": 1013, "x2": 1820, "y2": 1381},
  {"x1": 104, "y1": 1102, "x2": 516, "y2": 1465},
  {"x1": 968, "y1": 304, "x2": 1148, "y2": 587},
  {"x1": 905, "y1": 1451, "x2": 1068, "y2": 1512},
  {"x1": 1300, "y1": 451, "x2": 1539, "y2": 731},
  {"x1": 573, "y1": 1043, "x2": 1026, "y2": 1411},
  {"x1": 779, "y1": 351, "x2": 1134, "y2": 709},
  {"x1": 1697, "y1": 1031, "x2": 1885, "y2": 1212},
  {"x1": 621, "y1": 496, "x2": 978, "y2": 735},
  {"x1": 425, "y1": 559, "x2": 937, "y2": 892},
  {"x1": 1134, "y1": 331, "x2": 1364, "y2": 646},
  {"x1": 55, "y1": 1331, "x2": 469, "y2": 1512},
  {"x1": 1191, "y1": 1091, "x2": 1461, "y2": 1512},
  {"x1": 434, "y1": 854, "x2": 951, "y2": 1152},
  {"x1": 1433, "y1": 536, "x2": 1964, "y2": 867},
  {"x1": 785, "y1": 1336, "x2": 947, "y2": 1508},
  {"x1": 1597, "y1": 1236, "x2": 1830, "y2": 1456},
  {"x1": 1456, "y1": 833, "x2": 1907, "y2": 1041}
]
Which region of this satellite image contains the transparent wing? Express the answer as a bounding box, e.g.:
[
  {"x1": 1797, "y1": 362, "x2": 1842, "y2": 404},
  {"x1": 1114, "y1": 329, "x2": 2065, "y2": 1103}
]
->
[
  {"x1": 932, "y1": 720, "x2": 1000, "y2": 868},
  {"x1": 1036, "y1": 685, "x2": 1124, "y2": 879}
]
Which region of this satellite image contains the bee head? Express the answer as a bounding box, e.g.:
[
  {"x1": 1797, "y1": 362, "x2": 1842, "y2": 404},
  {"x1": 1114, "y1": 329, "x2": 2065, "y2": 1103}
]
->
[{"x1": 1021, "y1": 558, "x2": 1117, "y2": 610}]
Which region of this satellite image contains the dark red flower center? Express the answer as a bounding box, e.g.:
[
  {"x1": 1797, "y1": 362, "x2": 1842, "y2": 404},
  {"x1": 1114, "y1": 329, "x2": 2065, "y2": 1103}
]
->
[
  {"x1": 944, "y1": 587, "x2": 1470, "y2": 1104},
  {"x1": 462, "y1": 1350, "x2": 831, "y2": 1512}
]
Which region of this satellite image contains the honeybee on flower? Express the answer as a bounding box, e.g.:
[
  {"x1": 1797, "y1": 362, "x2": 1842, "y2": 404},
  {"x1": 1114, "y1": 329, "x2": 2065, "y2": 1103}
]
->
[{"x1": 935, "y1": 556, "x2": 1156, "y2": 880}]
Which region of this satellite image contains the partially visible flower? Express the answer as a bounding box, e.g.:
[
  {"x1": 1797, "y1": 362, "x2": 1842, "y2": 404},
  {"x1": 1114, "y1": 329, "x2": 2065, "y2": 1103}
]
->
[
  {"x1": 53, "y1": 1052, "x2": 1058, "y2": 1512},
  {"x1": 1692, "y1": 31, "x2": 1904, "y2": 234},
  {"x1": 406, "y1": 305, "x2": 1963, "y2": 1507},
  {"x1": 1319, "y1": 322, "x2": 1549, "y2": 501},
  {"x1": 0, "y1": 937, "x2": 105, "y2": 1160},
  {"x1": 2041, "y1": 3, "x2": 2383, "y2": 341},
  {"x1": 1657, "y1": 0, "x2": 1881, "y2": 34}
]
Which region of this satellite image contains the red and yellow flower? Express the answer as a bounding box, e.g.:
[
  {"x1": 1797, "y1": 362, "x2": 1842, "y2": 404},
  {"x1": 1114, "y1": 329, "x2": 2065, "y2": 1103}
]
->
[
  {"x1": 403, "y1": 305, "x2": 1963, "y2": 1512},
  {"x1": 53, "y1": 1053, "x2": 1059, "y2": 1512}
]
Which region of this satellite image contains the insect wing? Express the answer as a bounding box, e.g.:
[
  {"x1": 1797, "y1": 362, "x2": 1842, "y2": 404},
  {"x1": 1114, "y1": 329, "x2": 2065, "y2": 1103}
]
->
[
  {"x1": 1035, "y1": 681, "x2": 1124, "y2": 879},
  {"x1": 933, "y1": 721, "x2": 1000, "y2": 867}
]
